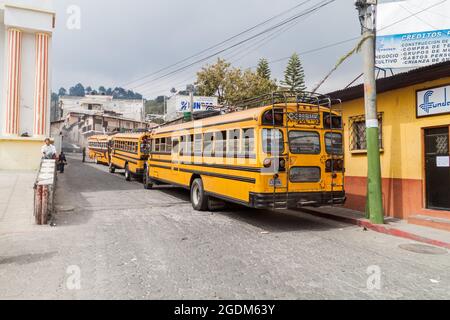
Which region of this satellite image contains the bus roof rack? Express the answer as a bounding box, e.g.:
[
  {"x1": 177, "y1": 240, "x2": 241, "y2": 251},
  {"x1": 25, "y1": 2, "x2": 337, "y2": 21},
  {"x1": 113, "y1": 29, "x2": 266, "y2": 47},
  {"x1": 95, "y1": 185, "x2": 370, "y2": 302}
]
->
[{"x1": 234, "y1": 91, "x2": 332, "y2": 110}]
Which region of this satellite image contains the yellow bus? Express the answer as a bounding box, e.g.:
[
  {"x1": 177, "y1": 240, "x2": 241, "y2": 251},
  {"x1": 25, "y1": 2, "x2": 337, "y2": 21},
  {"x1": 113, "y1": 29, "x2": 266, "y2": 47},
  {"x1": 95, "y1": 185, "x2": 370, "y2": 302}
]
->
[
  {"x1": 87, "y1": 135, "x2": 111, "y2": 165},
  {"x1": 109, "y1": 132, "x2": 151, "y2": 181},
  {"x1": 144, "y1": 92, "x2": 346, "y2": 211}
]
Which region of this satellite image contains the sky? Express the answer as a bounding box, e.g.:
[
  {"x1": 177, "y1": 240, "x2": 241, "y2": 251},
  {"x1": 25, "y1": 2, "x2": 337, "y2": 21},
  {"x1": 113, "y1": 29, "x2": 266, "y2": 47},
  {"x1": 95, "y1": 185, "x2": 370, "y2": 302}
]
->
[{"x1": 51, "y1": 0, "x2": 371, "y2": 99}]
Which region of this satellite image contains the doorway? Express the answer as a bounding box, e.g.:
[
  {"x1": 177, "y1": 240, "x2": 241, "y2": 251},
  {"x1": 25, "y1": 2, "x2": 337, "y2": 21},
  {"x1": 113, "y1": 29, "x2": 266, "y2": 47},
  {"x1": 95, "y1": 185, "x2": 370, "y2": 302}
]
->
[{"x1": 424, "y1": 127, "x2": 450, "y2": 210}]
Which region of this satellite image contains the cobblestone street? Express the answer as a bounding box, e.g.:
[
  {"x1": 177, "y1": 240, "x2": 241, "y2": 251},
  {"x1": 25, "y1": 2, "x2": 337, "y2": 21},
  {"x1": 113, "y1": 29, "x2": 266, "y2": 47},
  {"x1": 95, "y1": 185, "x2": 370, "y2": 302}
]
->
[{"x1": 0, "y1": 156, "x2": 449, "y2": 300}]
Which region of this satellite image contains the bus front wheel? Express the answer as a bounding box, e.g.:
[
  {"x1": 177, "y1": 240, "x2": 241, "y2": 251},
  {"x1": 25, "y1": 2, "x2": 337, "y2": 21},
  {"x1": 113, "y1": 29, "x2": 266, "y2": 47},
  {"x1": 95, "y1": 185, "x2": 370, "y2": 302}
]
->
[
  {"x1": 109, "y1": 163, "x2": 115, "y2": 173},
  {"x1": 191, "y1": 178, "x2": 209, "y2": 211}
]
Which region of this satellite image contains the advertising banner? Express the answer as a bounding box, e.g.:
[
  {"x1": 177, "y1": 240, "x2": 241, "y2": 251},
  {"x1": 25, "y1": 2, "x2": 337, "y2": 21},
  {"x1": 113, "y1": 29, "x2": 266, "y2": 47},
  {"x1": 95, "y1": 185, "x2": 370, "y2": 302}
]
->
[{"x1": 376, "y1": 0, "x2": 450, "y2": 68}]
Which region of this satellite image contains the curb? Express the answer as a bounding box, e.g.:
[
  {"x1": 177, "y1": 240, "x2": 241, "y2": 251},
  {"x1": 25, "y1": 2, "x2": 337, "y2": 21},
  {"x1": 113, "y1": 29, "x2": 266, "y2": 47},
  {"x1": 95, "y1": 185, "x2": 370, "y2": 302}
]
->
[{"x1": 300, "y1": 208, "x2": 450, "y2": 250}]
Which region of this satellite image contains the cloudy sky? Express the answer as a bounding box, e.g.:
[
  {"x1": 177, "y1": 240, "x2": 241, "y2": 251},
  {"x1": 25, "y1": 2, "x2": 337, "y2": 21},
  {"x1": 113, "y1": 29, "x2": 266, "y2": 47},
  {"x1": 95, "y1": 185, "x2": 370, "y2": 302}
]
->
[{"x1": 51, "y1": 0, "x2": 376, "y2": 98}]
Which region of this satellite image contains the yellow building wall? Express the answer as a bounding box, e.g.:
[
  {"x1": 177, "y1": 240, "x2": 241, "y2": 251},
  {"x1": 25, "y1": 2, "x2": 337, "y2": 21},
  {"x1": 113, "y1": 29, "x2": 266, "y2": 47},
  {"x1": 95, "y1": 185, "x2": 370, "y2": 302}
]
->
[
  {"x1": 0, "y1": 138, "x2": 45, "y2": 171},
  {"x1": 342, "y1": 77, "x2": 450, "y2": 180}
]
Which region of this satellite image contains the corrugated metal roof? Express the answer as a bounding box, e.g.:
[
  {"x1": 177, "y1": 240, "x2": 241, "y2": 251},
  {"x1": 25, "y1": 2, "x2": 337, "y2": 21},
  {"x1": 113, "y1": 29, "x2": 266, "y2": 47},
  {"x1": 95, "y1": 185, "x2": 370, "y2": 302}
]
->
[{"x1": 328, "y1": 61, "x2": 450, "y2": 103}]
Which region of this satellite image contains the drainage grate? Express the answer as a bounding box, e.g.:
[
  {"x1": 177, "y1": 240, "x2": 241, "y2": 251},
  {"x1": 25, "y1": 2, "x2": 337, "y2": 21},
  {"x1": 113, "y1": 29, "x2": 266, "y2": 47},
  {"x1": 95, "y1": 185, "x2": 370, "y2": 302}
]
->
[{"x1": 398, "y1": 244, "x2": 448, "y2": 255}]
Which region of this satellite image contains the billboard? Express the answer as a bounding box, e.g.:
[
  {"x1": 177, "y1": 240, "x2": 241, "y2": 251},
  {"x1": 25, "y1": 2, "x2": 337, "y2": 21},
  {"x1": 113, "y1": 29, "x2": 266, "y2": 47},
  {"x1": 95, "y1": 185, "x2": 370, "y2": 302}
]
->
[
  {"x1": 376, "y1": 0, "x2": 450, "y2": 69},
  {"x1": 165, "y1": 95, "x2": 219, "y2": 120}
]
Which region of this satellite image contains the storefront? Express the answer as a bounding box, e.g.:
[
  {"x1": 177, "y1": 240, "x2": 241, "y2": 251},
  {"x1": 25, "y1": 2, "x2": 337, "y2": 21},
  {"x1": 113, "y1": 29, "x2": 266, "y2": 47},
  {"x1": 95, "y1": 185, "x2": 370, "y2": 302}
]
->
[{"x1": 329, "y1": 61, "x2": 450, "y2": 231}]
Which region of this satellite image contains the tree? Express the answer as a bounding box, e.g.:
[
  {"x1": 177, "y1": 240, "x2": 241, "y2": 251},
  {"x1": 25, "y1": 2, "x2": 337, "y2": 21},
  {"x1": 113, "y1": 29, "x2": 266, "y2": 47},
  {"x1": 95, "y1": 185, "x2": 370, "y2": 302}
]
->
[
  {"x1": 69, "y1": 83, "x2": 85, "y2": 97},
  {"x1": 85, "y1": 86, "x2": 93, "y2": 95},
  {"x1": 58, "y1": 87, "x2": 67, "y2": 96},
  {"x1": 51, "y1": 92, "x2": 59, "y2": 102},
  {"x1": 196, "y1": 58, "x2": 277, "y2": 106},
  {"x1": 99, "y1": 86, "x2": 106, "y2": 95},
  {"x1": 257, "y1": 58, "x2": 271, "y2": 80},
  {"x1": 196, "y1": 58, "x2": 231, "y2": 103},
  {"x1": 282, "y1": 53, "x2": 306, "y2": 92}
]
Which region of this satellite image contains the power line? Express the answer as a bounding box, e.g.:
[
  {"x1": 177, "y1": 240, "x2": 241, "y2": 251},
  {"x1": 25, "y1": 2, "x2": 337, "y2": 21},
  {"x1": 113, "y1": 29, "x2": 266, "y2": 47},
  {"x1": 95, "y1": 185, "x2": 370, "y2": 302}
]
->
[
  {"x1": 141, "y1": 0, "x2": 446, "y2": 98},
  {"x1": 120, "y1": 0, "x2": 317, "y2": 88},
  {"x1": 131, "y1": 0, "x2": 336, "y2": 91}
]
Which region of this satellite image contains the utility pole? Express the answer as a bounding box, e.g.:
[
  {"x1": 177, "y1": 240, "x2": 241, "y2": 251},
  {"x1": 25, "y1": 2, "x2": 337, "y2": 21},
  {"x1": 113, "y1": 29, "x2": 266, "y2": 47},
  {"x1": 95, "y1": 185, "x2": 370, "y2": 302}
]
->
[
  {"x1": 189, "y1": 90, "x2": 194, "y2": 122},
  {"x1": 355, "y1": 0, "x2": 384, "y2": 224}
]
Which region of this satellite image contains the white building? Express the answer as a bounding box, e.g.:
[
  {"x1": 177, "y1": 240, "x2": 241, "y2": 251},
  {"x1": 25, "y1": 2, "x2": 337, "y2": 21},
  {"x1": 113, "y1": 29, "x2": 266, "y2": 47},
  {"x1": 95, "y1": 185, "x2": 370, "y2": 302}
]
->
[
  {"x1": 60, "y1": 95, "x2": 145, "y2": 122},
  {"x1": 0, "y1": 0, "x2": 55, "y2": 170},
  {"x1": 165, "y1": 94, "x2": 218, "y2": 122}
]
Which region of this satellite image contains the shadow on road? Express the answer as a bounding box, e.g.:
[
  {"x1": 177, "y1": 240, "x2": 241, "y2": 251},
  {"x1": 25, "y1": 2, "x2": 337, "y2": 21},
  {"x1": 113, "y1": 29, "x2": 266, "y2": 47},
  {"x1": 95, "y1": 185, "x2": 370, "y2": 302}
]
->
[
  {"x1": 0, "y1": 252, "x2": 58, "y2": 266},
  {"x1": 155, "y1": 187, "x2": 345, "y2": 233}
]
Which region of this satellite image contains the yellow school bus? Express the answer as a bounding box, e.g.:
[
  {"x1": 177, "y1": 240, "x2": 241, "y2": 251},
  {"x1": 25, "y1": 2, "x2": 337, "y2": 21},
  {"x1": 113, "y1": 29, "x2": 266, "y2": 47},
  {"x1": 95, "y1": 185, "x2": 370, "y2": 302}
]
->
[
  {"x1": 87, "y1": 135, "x2": 111, "y2": 165},
  {"x1": 109, "y1": 132, "x2": 151, "y2": 181},
  {"x1": 144, "y1": 92, "x2": 346, "y2": 211}
]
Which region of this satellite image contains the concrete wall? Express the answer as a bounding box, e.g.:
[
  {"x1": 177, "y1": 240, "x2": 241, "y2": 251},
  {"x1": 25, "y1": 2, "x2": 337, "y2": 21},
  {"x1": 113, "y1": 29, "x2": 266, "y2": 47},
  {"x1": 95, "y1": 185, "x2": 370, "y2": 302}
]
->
[
  {"x1": 0, "y1": 1, "x2": 54, "y2": 170},
  {"x1": 341, "y1": 76, "x2": 450, "y2": 219},
  {"x1": 0, "y1": 138, "x2": 43, "y2": 170}
]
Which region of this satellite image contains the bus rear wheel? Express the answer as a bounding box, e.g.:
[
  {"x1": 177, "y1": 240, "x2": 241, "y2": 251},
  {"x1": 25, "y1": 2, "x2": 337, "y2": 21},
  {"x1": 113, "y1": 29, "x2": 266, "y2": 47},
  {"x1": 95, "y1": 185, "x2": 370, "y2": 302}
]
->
[
  {"x1": 143, "y1": 166, "x2": 153, "y2": 189},
  {"x1": 191, "y1": 178, "x2": 209, "y2": 211},
  {"x1": 125, "y1": 164, "x2": 132, "y2": 181}
]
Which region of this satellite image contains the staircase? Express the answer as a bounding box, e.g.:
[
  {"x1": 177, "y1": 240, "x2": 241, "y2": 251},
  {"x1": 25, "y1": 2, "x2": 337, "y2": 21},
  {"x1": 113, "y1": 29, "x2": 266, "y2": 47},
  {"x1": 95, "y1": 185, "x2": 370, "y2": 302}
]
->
[{"x1": 408, "y1": 209, "x2": 450, "y2": 232}]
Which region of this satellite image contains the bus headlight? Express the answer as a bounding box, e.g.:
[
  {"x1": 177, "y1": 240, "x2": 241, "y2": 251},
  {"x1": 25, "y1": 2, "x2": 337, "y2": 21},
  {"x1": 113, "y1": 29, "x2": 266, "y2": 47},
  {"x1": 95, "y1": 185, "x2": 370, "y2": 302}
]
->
[
  {"x1": 279, "y1": 159, "x2": 286, "y2": 169},
  {"x1": 263, "y1": 158, "x2": 272, "y2": 168}
]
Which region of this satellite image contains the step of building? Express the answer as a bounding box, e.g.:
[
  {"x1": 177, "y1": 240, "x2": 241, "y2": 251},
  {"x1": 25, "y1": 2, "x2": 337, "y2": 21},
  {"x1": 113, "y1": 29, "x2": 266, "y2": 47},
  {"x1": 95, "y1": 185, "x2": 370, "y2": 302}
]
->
[
  {"x1": 408, "y1": 215, "x2": 450, "y2": 232},
  {"x1": 415, "y1": 209, "x2": 450, "y2": 220}
]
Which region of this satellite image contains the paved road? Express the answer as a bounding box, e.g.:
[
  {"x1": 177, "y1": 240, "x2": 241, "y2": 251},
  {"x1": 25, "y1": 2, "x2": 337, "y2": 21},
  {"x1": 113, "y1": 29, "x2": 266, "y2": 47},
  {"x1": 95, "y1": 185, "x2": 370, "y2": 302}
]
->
[{"x1": 0, "y1": 156, "x2": 449, "y2": 299}]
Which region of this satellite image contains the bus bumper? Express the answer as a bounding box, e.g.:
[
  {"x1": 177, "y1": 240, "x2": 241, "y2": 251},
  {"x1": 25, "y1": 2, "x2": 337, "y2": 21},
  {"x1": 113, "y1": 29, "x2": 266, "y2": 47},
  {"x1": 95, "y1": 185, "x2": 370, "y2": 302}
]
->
[{"x1": 249, "y1": 191, "x2": 346, "y2": 209}]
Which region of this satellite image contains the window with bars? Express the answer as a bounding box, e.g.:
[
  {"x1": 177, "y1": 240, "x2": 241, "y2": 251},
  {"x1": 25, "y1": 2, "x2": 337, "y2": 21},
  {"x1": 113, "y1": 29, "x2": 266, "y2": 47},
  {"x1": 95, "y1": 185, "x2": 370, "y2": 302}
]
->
[{"x1": 349, "y1": 113, "x2": 383, "y2": 151}]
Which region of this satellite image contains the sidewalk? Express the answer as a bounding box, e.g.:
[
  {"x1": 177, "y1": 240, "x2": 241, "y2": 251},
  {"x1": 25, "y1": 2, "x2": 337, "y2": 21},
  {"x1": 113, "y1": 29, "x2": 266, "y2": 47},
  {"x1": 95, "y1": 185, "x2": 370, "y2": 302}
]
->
[
  {"x1": 300, "y1": 206, "x2": 450, "y2": 249},
  {"x1": 0, "y1": 171, "x2": 39, "y2": 236}
]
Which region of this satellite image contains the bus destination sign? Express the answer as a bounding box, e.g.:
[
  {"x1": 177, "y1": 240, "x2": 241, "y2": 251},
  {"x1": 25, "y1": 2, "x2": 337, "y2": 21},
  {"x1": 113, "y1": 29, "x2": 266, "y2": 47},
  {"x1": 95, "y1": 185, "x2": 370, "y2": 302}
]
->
[{"x1": 287, "y1": 112, "x2": 321, "y2": 125}]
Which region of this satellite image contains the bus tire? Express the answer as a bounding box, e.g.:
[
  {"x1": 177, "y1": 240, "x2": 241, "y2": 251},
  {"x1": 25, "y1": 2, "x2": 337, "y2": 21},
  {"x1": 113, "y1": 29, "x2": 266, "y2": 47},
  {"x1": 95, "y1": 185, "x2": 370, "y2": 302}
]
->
[
  {"x1": 143, "y1": 166, "x2": 153, "y2": 189},
  {"x1": 125, "y1": 164, "x2": 132, "y2": 181},
  {"x1": 109, "y1": 163, "x2": 115, "y2": 173},
  {"x1": 191, "y1": 178, "x2": 209, "y2": 211}
]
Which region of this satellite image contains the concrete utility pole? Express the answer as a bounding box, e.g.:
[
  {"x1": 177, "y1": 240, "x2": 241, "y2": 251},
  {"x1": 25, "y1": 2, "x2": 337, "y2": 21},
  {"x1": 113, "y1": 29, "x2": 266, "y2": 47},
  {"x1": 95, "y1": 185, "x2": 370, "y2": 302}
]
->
[
  {"x1": 189, "y1": 90, "x2": 194, "y2": 122},
  {"x1": 355, "y1": 0, "x2": 384, "y2": 224}
]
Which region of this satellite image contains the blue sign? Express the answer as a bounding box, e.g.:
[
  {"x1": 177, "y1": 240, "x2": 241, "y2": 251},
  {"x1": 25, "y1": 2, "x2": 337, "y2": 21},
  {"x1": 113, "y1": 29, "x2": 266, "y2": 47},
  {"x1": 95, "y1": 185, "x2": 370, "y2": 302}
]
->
[{"x1": 376, "y1": 29, "x2": 450, "y2": 68}]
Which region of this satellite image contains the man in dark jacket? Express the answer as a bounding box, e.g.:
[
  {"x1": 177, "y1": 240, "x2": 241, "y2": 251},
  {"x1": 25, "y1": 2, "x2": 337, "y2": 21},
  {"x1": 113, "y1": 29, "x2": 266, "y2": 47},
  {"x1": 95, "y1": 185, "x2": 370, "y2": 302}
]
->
[{"x1": 58, "y1": 152, "x2": 68, "y2": 173}]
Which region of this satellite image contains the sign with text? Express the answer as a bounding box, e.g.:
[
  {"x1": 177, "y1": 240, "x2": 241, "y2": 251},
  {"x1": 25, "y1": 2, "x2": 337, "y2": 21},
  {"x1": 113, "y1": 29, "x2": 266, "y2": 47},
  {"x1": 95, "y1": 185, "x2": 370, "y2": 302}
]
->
[
  {"x1": 417, "y1": 85, "x2": 450, "y2": 118},
  {"x1": 377, "y1": 1, "x2": 450, "y2": 69},
  {"x1": 287, "y1": 112, "x2": 321, "y2": 125},
  {"x1": 177, "y1": 96, "x2": 218, "y2": 113}
]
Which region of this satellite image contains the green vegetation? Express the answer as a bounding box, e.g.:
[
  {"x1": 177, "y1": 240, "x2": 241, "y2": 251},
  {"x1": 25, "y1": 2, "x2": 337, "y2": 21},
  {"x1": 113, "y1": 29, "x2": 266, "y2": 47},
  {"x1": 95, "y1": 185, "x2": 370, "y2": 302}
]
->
[{"x1": 281, "y1": 53, "x2": 306, "y2": 92}]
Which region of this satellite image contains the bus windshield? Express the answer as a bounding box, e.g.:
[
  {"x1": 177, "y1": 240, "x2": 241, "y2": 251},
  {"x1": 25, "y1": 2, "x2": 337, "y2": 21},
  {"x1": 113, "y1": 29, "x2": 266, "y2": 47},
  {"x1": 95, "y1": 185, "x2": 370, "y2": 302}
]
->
[
  {"x1": 262, "y1": 129, "x2": 284, "y2": 154},
  {"x1": 289, "y1": 131, "x2": 320, "y2": 154},
  {"x1": 325, "y1": 132, "x2": 343, "y2": 155}
]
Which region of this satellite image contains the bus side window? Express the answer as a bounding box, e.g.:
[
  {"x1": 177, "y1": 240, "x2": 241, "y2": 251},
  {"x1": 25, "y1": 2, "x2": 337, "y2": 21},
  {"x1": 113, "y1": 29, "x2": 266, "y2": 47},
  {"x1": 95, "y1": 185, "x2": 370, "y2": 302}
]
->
[
  {"x1": 161, "y1": 138, "x2": 166, "y2": 153},
  {"x1": 185, "y1": 135, "x2": 193, "y2": 157},
  {"x1": 167, "y1": 137, "x2": 172, "y2": 153},
  {"x1": 155, "y1": 139, "x2": 160, "y2": 152},
  {"x1": 214, "y1": 131, "x2": 226, "y2": 158},
  {"x1": 172, "y1": 138, "x2": 179, "y2": 154},
  {"x1": 194, "y1": 134, "x2": 202, "y2": 156},
  {"x1": 243, "y1": 128, "x2": 255, "y2": 158},
  {"x1": 203, "y1": 132, "x2": 214, "y2": 157},
  {"x1": 227, "y1": 129, "x2": 240, "y2": 158},
  {"x1": 180, "y1": 136, "x2": 186, "y2": 156}
]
